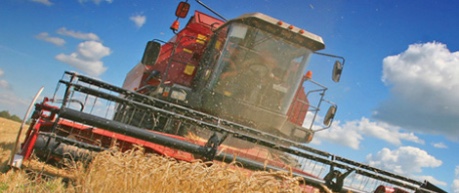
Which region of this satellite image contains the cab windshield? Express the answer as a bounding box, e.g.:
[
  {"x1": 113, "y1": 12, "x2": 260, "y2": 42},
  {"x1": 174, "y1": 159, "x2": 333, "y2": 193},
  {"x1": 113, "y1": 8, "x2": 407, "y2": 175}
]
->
[{"x1": 208, "y1": 22, "x2": 312, "y2": 114}]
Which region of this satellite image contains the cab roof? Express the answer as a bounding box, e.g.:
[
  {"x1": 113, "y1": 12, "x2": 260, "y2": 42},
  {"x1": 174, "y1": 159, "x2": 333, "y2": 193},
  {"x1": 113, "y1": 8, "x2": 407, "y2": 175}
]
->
[{"x1": 229, "y1": 12, "x2": 325, "y2": 51}]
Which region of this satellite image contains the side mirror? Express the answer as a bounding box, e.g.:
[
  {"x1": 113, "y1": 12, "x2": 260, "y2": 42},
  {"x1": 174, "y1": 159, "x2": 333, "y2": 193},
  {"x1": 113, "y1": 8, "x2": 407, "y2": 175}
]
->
[
  {"x1": 175, "y1": 1, "x2": 190, "y2": 18},
  {"x1": 141, "y1": 41, "x2": 161, "y2": 65},
  {"x1": 332, "y1": 60, "x2": 343, "y2": 82},
  {"x1": 323, "y1": 105, "x2": 337, "y2": 126}
]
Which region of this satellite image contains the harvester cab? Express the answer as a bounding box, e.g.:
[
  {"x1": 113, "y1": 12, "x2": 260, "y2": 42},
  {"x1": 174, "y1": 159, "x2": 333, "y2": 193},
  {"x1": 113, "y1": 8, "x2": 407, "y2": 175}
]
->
[
  {"x1": 122, "y1": 1, "x2": 343, "y2": 145},
  {"x1": 8, "y1": 1, "x2": 446, "y2": 193}
]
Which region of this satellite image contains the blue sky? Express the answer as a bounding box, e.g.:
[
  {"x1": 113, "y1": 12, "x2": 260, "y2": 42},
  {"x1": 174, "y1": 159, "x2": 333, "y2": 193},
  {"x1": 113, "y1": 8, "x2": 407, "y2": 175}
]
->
[{"x1": 1, "y1": 0, "x2": 459, "y2": 191}]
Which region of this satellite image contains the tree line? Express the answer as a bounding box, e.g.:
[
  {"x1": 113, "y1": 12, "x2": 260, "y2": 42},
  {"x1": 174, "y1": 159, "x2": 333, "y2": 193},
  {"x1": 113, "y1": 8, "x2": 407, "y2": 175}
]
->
[{"x1": 0, "y1": 110, "x2": 22, "y2": 123}]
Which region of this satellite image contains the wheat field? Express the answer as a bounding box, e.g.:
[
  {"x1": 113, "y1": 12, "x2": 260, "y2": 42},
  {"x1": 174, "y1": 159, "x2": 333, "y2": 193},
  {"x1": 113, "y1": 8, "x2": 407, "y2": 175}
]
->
[{"x1": 0, "y1": 117, "x2": 327, "y2": 193}]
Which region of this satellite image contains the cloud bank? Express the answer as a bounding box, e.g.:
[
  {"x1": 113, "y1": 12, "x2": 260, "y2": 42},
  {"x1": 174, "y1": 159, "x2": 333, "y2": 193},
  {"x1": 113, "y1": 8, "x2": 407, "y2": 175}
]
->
[
  {"x1": 366, "y1": 146, "x2": 446, "y2": 186},
  {"x1": 432, "y1": 142, "x2": 448, "y2": 149},
  {"x1": 45, "y1": 27, "x2": 111, "y2": 77},
  {"x1": 367, "y1": 146, "x2": 442, "y2": 175},
  {"x1": 130, "y1": 14, "x2": 146, "y2": 28},
  {"x1": 0, "y1": 68, "x2": 9, "y2": 89},
  {"x1": 35, "y1": 32, "x2": 65, "y2": 46},
  {"x1": 453, "y1": 166, "x2": 459, "y2": 193},
  {"x1": 55, "y1": 41, "x2": 110, "y2": 76},
  {"x1": 375, "y1": 42, "x2": 459, "y2": 140},
  {"x1": 57, "y1": 27, "x2": 100, "y2": 41},
  {"x1": 313, "y1": 117, "x2": 424, "y2": 149},
  {"x1": 31, "y1": 0, "x2": 53, "y2": 6}
]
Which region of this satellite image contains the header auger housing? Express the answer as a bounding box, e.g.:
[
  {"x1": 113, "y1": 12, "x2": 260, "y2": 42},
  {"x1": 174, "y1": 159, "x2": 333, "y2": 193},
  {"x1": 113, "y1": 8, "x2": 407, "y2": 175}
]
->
[
  {"x1": 8, "y1": 1, "x2": 445, "y2": 193},
  {"x1": 10, "y1": 71, "x2": 444, "y2": 192}
]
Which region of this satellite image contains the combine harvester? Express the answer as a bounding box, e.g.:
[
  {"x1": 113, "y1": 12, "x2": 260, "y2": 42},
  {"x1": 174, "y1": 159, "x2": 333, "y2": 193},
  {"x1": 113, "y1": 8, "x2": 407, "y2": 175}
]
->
[{"x1": 8, "y1": 1, "x2": 446, "y2": 192}]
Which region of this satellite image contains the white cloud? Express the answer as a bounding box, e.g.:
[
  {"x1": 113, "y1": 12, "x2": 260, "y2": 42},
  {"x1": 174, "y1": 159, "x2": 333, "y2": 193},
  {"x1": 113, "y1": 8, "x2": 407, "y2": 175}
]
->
[
  {"x1": 130, "y1": 14, "x2": 146, "y2": 28},
  {"x1": 0, "y1": 80, "x2": 9, "y2": 89},
  {"x1": 35, "y1": 32, "x2": 66, "y2": 46},
  {"x1": 57, "y1": 27, "x2": 100, "y2": 41},
  {"x1": 313, "y1": 120, "x2": 363, "y2": 149},
  {"x1": 314, "y1": 117, "x2": 423, "y2": 149},
  {"x1": 432, "y1": 142, "x2": 448, "y2": 149},
  {"x1": 55, "y1": 40, "x2": 110, "y2": 77},
  {"x1": 357, "y1": 118, "x2": 424, "y2": 145},
  {"x1": 366, "y1": 146, "x2": 442, "y2": 176},
  {"x1": 0, "y1": 92, "x2": 29, "y2": 111},
  {"x1": 376, "y1": 42, "x2": 459, "y2": 140},
  {"x1": 31, "y1": 0, "x2": 53, "y2": 6},
  {"x1": 453, "y1": 166, "x2": 459, "y2": 193},
  {"x1": 0, "y1": 69, "x2": 9, "y2": 89},
  {"x1": 78, "y1": 0, "x2": 113, "y2": 5}
]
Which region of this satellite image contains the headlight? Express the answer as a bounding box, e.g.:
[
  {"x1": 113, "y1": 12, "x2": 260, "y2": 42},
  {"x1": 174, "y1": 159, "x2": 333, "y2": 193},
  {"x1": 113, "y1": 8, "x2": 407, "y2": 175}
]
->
[{"x1": 170, "y1": 90, "x2": 187, "y2": 101}]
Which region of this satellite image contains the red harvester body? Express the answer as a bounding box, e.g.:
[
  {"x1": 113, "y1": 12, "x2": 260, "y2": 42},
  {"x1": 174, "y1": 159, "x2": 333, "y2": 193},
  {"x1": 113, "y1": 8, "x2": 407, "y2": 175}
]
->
[{"x1": 9, "y1": 1, "x2": 445, "y2": 193}]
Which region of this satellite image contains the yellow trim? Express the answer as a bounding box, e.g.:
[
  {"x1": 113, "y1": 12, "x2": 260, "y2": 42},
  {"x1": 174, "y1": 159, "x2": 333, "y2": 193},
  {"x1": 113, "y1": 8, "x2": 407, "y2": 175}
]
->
[
  {"x1": 184, "y1": 64, "x2": 196, "y2": 75},
  {"x1": 183, "y1": 48, "x2": 193, "y2": 54},
  {"x1": 196, "y1": 34, "x2": 207, "y2": 44},
  {"x1": 223, "y1": 91, "x2": 232, "y2": 96},
  {"x1": 215, "y1": 41, "x2": 222, "y2": 50}
]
